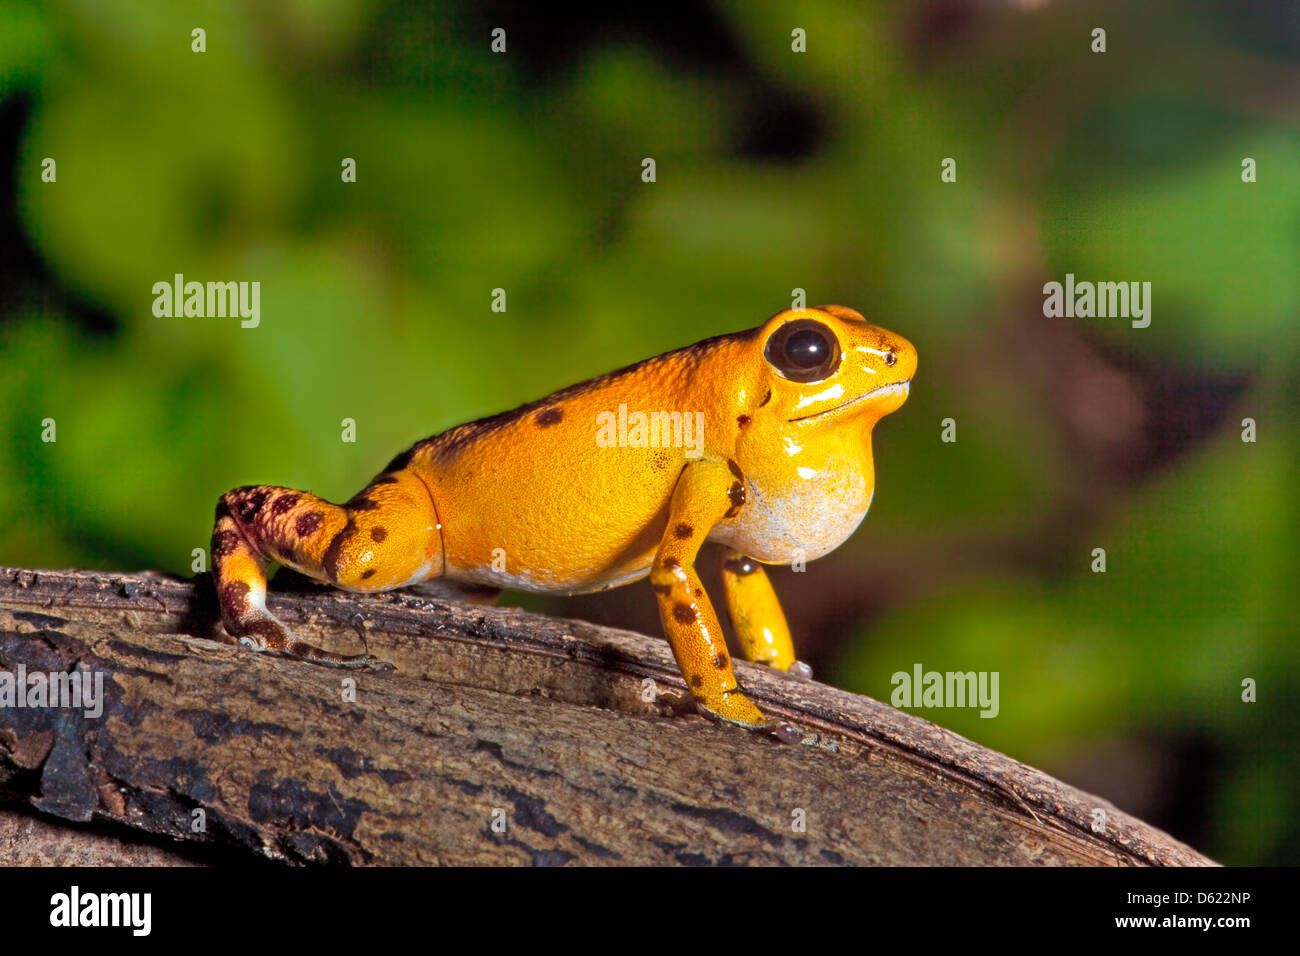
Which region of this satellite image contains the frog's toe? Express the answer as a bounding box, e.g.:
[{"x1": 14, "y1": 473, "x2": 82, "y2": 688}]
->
[
  {"x1": 788, "y1": 660, "x2": 814, "y2": 681},
  {"x1": 769, "y1": 721, "x2": 805, "y2": 745}
]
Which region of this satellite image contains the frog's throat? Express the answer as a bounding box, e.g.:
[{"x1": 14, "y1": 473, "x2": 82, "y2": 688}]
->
[{"x1": 787, "y1": 380, "x2": 910, "y2": 423}]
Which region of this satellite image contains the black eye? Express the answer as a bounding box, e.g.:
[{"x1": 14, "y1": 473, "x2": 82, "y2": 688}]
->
[{"x1": 764, "y1": 320, "x2": 841, "y2": 383}]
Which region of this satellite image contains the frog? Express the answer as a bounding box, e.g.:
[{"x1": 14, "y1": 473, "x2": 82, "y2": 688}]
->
[{"x1": 210, "y1": 305, "x2": 916, "y2": 739}]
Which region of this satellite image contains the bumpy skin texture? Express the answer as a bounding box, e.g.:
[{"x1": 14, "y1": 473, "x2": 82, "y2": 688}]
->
[{"x1": 212, "y1": 306, "x2": 917, "y2": 732}]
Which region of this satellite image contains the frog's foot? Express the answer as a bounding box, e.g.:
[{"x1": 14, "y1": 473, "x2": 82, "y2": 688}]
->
[
  {"x1": 212, "y1": 489, "x2": 398, "y2": 672},
  {"x1": 695, "y1": 689, "x2": 802, "y2": 744},
  {"x1": 230, "y1": 612, "x2": 394, "y2": 672}
]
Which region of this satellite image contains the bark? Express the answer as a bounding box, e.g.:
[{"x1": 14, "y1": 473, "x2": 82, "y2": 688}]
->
[{"x1": 0, "y1": 566, "x2": 1214, "y2": 866}]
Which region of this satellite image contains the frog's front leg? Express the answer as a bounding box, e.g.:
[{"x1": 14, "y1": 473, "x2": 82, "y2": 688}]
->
[
  {"x1": 651, "y1": 460, "x2": 798, "y2": 739},
  {"x1": 211, "y1": 469, "x2": 443, "y2": 667},
  {"x1": 719, "y1": 548, "x2": 813, "y2": 680}
]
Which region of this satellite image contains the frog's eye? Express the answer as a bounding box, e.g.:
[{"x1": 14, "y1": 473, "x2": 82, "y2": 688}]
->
[
  {"x1": 884, "y1": 350, "x2": 897, "y2": 367},
  {"x1": 764, "y1": 320, "x2": 841, "y2": 383}
]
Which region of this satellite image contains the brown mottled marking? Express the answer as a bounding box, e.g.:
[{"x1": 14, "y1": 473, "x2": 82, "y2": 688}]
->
[
  {"x1": 663, "y1": 557, "x2": 680, "y2": 570},
  {"x1": 727, "y1": 459, "x2": 745, "y2": 482},
  {"x1": 372, "y1": 475, "x2": 399, "y2": 486},
  {"x1": 236, "y1": 489, "x2": 267, "y2": 523},
  {"x1": 213, "y1": 530, "x2": 240, "y2": 558},
  {"x1": 222, "y1": 580, "x2": 251, "y2": 608},
  {"x1": 535, "y1": 407, "x2": 563, "y2": 427},
  {"x1": 296, "y1": 512, "x2": 323, "y2": 537},
  {"x1": 322, "y1": 524, "x2": 354, "y2": 582},
  {"x1": 694, "y1": 587, "x2": 702, "y2": 597},
  {"x1": 370, "y1": 527, "x2": 388, "y2": 543},
  {"x1": 673, "y1": 604, "x2": 697, "y2": 624},
  {"x1": 346, "y1": 495, "x2": 378, "y2": 512},
  {"x1": 711, "y1": 652, "x2": 729, "y2": 669},
  {"x1": 652, "y1": 584, "x2": 671, "y2": 596},
  {"x1": 690, "y1": 675, "x2": 703, "y2": 688},
  {"x1": 674, "y1": 523, "x2": 693, "y2": 540},
  {"x1": 737, "y1": 414, "x2": 751, "y2": 427},
  {"x1": 361, "y1": 569, "x2": 376, "y2": 580},
  {"x1": 270, "y1": 494, "x2": 300, "y2": 517},
  {"x1": 759, "y1": 388, "x2": 772, "y2": 407}
]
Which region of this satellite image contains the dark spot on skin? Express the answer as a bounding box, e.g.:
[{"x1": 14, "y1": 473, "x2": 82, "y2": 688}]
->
[
  {"x1": 346, "y1": 496, "x2": 378, "y2": 512},
  {"x1": 673, "y1": 604, "x2": 697, "y2": 624},
  {"x1": 322, "y1": 525, "x2": 353, "y2": 583},
  {"x1": 759, "y1": 389, "x2": 772, "y2": 407},
  {"x1": 372, "y1": 475, "x2": 399, "y2": 486},
  {"x1": 214, "y1": 499, "x2": 233, "y2": 521},
  {"x1": 690, "y1": 675, "x2": 703, "y2": 688},
  {"x1": 727, "y1": 459, "x2": 745, "y2": 482},
  {"x1": 694, "y1": 587, "x2": 702, "y2": 597},
  {"x1": 725, "y1": 480, "x2": 746, "y2": 517},
  {"x1": 270, "y1": 494, "x2": 300, "y2": 517},
  {"x1": 737, "y1": 414, "x2": 751, "y2": 427},
  {"x1": 674, "y1": 523, "x2": 693, "y2": 539},
  {"x1": 711, "y1": 653, "x2": 729, "y2": 670},
  {"x1": 361, "y1": 569, "x2": 376, "y2": 580},
  {"x1": 535, "y1": 407, "x2": 563, "y2": 427},
  {"x1": 236, "y1": 490, "x2": 267, "y2": 524},
  {"x1": 221, "y1": 580, "x2": 251, "y2": 611},
  {"x1": 212, "y1": 530, "x2": 240, "y2": 558},
  {"x1": 652, "y1": 584, "x2": 670, "y2": 596},
  {"x1": 370, "y1": 527, "x2": 388, "y2": 543},
  {"x1": 723, "y1": 556, "x2": 759, "y2": 576},
  {"x1": 296, "y1": 511, "x2": 323, "y2": 537},
  {"x1": 663, "y1": 557, "x2": 680, "y2": 570}
]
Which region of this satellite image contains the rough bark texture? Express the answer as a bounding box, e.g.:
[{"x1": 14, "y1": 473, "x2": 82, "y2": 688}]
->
[{"x1": 0, "y1": 566, "x2": 1214, "y2": 866}]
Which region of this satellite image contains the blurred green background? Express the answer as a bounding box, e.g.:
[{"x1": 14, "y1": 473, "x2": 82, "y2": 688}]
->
[{"x1": 0, "y1": 0, "x2": 1295, "y2": 864}]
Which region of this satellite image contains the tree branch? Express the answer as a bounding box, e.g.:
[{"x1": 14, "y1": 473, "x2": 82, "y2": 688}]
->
[{"x1": 0, "y1": 566, "x2": 1213, "y2": 866}]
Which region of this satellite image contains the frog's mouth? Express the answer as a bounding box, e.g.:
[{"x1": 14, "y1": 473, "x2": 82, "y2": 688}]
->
[{"x1": 788, "y1": 380, "x2": 910, "y2": 422}]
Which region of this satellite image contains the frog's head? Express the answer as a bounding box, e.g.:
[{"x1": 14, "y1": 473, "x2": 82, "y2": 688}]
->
[{"x1": 750, "y1": 305, "x2": 916, "y2": 431}]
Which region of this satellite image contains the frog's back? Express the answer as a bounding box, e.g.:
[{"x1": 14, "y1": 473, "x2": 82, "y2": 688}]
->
[{"x1": 401, "y1": 330, "x2": 752, "y2": 594}]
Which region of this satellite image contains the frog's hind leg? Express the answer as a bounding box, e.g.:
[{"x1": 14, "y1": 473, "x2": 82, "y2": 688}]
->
[
  {"x1": 211, "y1": 469, "x2": 444, "y2": 667},
  {"x1": 719, "y1": 547, "x2": 813, "y2": 680}
]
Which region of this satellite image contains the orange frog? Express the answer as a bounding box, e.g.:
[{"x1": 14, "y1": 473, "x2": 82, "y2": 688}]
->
[{"x1": 211, "y1": 305, "x2": 916, "y2": 739}]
